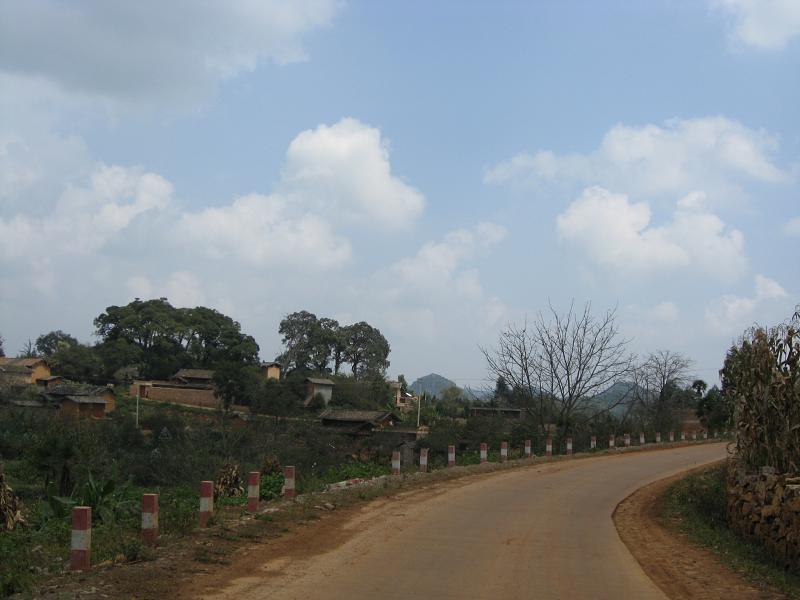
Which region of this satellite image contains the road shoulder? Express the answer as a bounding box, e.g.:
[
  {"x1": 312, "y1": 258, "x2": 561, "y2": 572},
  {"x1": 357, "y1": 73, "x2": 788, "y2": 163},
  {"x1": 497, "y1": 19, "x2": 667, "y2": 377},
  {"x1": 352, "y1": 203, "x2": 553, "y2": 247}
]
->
[{"x1": 613, "y1": 462, "x2": 787, "y2": 600}]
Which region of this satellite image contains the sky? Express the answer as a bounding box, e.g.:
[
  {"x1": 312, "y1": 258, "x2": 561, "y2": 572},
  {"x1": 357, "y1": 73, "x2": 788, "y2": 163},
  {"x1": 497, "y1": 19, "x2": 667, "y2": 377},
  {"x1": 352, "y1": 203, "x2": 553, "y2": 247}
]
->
[{"x1": 0, "y1": 0, "x2": 798, "y2": 388}]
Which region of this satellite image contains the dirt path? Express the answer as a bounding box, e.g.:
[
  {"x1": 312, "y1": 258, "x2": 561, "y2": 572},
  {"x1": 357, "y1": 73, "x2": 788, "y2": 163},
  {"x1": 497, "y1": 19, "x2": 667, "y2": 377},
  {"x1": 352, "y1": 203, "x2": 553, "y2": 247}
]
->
[
  {"x1": 188, "y1": 444, "x2": 727, "y2": 600},
  {"x1": 614, "y1": 464, "x2": 789, "y2": 599}
]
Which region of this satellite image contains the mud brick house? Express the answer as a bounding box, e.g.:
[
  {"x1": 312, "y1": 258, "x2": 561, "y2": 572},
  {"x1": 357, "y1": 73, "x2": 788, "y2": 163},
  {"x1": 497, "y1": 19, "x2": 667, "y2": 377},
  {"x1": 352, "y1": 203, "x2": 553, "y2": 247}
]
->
[
  {"x1": 10, "y1": 383, "x2": 116, "y2": 418},
  {"x1": 304, "y1": 377, "x2": 335, "y2": 407},
  {"x1": 319, "y1": 409, "x2": 400, "y2": 435},
  {"x1": 0, "y1": 357, "x2": 53, "y2": 386},
  {"x1": 388, "y1": 380, "x2": 416, "y2": 414},
  {"x1": 260, "y1": 361, "x2": 282, "y2": 380},
  {"x1": 131, "y1": 370, "x2": 218, "y2": 409}
]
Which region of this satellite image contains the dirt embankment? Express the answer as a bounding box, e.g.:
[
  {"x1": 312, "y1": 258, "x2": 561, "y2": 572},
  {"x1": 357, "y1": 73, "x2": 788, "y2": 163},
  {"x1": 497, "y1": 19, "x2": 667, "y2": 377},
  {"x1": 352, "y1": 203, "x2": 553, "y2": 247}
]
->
[{"x1": 614, "y1": 463, "x2": 788, "y2": 600}]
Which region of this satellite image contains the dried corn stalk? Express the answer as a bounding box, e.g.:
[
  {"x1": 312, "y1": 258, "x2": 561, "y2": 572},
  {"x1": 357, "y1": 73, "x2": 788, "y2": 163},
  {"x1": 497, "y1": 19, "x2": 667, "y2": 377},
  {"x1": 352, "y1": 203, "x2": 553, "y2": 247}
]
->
[
  {"x1": 0, "y1": 471, "x2": 26, "y2": 531},
  {"x1": 215, "y1": 463, "x2": 244, "y2": 498}
]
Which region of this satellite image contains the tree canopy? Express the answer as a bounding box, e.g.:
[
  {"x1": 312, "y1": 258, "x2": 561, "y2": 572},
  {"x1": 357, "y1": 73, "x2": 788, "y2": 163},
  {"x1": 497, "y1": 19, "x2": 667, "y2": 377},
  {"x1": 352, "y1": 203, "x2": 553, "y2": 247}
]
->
[{"x1": 278, "y1": 310, "x2": 390, "y2": 378}]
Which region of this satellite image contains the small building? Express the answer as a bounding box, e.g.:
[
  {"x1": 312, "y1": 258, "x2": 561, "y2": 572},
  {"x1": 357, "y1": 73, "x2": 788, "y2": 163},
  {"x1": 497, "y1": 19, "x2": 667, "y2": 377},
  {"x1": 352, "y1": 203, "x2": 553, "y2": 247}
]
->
[
  {"x1": 467, "y1": 406, "x2": 525, "y2": 420},
  {"x1": 319, "y1": 409, "x2": 400, "y2": 435},
  {"x1": 260, "y1": 361, "x2": 282, "y2": 380},
  {"x1": 11, "y1": 383, "x2": 116, "y2": 418},
  {"x1": 388, "y1": 380, "x2": 416, "y2": 413},
  {"x1": 171, "y1": 369, "x2": 215, "y2": 386},
  {"x1": 304, "y1": 377, "x2": 335, "y2": 407},
  {"x1": 0, "y1": 357, "x2": 52, "y2": 386}
]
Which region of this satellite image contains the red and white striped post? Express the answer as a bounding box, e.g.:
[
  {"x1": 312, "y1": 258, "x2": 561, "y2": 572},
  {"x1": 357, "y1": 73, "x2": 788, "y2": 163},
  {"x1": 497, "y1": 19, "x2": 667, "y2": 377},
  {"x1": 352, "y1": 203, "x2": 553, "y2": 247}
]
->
[
  {"x1": 448, "y1": 445, "x2": 456, "y2": 467},
  {"x1": 141, "y1": 493, "x2": 158, "y2": 545},
  {"x1": 70, "y1": 506, "x2": 91, "y2": 571},
  {"x1": 283, "y1": 466, "x2": 296, "y2": 498},
  {"x1": 656, "y1": 432, "x2": 661, "y2": 443},
  {"x1": 624, "y1": 433, "x2": 631, "y2": 447},
  {"x1": 247, "y1": 472, "x2": 260, "y2": 513},
  {"x1": 524, "y1": 439, "x2": 532, "y2": 458},
  {"x1": 419, "y1": 448, "x2": 428, "y2": 472},
  {"x1": 392, "y1": 450, "x2": 401, "y2": 475},
  {"x1": 545, "y1": 436, "x2": 553, "y2": 457},
  {"x1": 680, "y1": 431, "x2": 686, "y2": 441},
  {"x1": 713, "y1": 430, "x2": 718, "y2": 439},
  {"x1": 669, "y1": 431, "x2": 674, "y2": 442},
  {"x1": 199, "y1": 481, "x2": 213, "y2": 527},
  {"x1": 500, "y1": 441, "x2": 508, "y2": 463},
  {"x1": 702, "y1": 430, "x2": 708, "y2": 440},
  {"x1": 566, "y1": 437, "x2": 573, "y2": 455},
  {"x1": 480, "y1": 442, "x2": 488, "y2": 464},
  {"x1": 609, "y1": 434, "x2": 615, "y2": 449},
  {"x1": 639, "y1": 432, "x2": 645, "y2": 445},
  {"x1": 691, "y1": 431, "x2": 697, "y2": 441},
  {"x1": 590, "y1": 435, "x2": 596, "y2": 449}
]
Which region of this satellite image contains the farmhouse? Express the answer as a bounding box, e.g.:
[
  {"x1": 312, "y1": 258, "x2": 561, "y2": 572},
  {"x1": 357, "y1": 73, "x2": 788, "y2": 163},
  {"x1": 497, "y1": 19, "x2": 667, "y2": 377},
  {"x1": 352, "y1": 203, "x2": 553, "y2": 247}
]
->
[
  {"x1": 0, "y1": 357, "x2": 52, "y2": 386},
  {"x1": 304, "y1": 377, "x2": 335, "y2": 407},
  {"x1": 319, "y1": 408, "x2": 400, "y2": 435}
]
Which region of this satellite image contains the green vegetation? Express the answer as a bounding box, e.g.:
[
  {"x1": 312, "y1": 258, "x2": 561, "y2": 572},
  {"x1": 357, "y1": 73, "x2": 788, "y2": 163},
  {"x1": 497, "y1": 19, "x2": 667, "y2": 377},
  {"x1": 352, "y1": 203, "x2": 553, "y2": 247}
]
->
[{"x1": 663, "y1": 464, "x2": 800, "y2": 597}]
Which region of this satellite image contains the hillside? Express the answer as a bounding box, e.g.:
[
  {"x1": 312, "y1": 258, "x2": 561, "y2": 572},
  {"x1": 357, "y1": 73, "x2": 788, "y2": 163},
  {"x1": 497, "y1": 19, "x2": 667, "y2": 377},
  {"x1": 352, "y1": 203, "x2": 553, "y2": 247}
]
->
[{"x1": 409, "y1": 373, "x2": 458, "y2": 398}]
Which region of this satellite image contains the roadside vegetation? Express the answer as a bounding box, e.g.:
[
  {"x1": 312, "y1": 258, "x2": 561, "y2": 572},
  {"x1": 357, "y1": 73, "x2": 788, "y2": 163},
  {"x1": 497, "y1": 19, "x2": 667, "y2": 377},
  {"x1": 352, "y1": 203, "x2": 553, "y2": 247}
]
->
[{"x1": 662, "y1": 464, "x2": 800, "y2": 598}]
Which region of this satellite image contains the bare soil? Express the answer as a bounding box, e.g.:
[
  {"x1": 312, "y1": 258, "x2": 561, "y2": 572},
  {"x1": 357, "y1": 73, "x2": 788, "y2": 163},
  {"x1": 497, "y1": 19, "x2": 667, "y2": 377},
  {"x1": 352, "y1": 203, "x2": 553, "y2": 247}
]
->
[{"x1": 614, "y1": 462, "x2": 789, "y2": 599}]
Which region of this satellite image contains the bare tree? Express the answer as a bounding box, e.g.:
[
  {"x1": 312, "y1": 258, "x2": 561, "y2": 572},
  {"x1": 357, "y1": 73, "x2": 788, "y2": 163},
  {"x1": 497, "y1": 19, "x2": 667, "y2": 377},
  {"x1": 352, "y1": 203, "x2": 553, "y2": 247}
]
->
[
  {"x1": 482, "y1": 301, "x2": 634, "y2": 434},
  {"x1": 630, "y1": 350, "x2": 693, "y2": 430}
]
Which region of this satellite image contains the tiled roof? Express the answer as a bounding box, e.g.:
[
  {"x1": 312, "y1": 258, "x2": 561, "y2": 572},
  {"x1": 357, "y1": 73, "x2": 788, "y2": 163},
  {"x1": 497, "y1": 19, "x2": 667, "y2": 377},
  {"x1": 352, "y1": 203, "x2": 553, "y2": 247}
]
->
[
  {"x1": 173, "y1": 369, "x2": 215, "y2": 380},
  {"x1": 306, "y1": 377, "x2": 335, "y2": 385},
  {"x1": 319, "y1": 409, "x2": 396, "y2": 424}
]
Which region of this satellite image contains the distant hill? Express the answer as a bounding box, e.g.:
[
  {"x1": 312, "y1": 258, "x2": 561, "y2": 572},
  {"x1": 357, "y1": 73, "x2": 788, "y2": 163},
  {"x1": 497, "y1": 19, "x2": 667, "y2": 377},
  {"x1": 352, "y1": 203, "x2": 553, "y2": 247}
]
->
[
  {"x1": 409, "y1": 373, "x2": 458, "y2": 398},
  {"x1": 463, "y1": 386, "x2": 492, "y2": 402}
]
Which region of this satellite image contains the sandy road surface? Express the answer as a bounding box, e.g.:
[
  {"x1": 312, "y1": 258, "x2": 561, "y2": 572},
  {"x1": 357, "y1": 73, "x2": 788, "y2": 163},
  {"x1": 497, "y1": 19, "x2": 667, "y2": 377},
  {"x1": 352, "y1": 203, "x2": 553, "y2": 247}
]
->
[{"x1": 207, "y1": 443, "x2": 727, "y2": 600}]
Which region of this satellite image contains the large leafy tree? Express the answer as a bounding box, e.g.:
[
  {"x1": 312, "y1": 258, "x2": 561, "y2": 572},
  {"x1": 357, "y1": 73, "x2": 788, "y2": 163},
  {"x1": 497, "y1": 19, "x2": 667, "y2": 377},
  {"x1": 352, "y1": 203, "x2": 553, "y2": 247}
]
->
[
  {"x1": 35, "y1": 330, "x2": 79, "y2": 357},
  {"x1": 343, "y1": 321, "x2": 390, "y2": 377},
  {"x1": 278, "y1": 310, "x2": 319, "y2": 372},
  {"x1": 94, "y1": 298, "x2": 259, "y2": 379}
]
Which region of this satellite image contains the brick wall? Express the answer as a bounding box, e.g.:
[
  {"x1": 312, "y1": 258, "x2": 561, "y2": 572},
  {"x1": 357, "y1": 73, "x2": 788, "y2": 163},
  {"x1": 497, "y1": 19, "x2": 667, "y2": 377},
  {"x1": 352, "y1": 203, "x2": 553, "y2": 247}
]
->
[{"x1": 146, "y1": 386, "x2": 221, "y2": 409}]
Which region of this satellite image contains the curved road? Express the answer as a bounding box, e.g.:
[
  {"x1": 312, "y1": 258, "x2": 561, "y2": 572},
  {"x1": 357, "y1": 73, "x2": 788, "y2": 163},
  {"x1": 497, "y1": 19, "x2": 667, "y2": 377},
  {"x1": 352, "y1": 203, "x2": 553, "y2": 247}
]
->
[{"x1": 211, "y1": 443, "x2": 727, "y2": 600}]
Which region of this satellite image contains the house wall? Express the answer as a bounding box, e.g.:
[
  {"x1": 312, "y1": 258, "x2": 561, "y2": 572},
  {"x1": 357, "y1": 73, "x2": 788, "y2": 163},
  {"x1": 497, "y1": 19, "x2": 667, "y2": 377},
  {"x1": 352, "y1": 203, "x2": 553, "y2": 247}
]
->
[
  {"x1": 59, "y1": 400, "x2": 106, "y2": 419},
  {"x1": 145, "y1": 385, "x2": 221, "y2": 409},
  {"x1": 264, "y1": 365, "x2": 281, "y2": 380},
  {"x1": 30, "y1": 363, "x2": 51, "y2": 383},
  {"x1": 306, "y1": 383, "x2": 333, "y2": 406}
]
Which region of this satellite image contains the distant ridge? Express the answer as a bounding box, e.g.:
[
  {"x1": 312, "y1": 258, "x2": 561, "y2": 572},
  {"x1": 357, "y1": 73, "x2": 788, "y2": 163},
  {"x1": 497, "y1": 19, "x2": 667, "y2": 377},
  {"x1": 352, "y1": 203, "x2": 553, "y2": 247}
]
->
[{"x1": 409, "y1": 373, "x2": 458, "y2": 398}]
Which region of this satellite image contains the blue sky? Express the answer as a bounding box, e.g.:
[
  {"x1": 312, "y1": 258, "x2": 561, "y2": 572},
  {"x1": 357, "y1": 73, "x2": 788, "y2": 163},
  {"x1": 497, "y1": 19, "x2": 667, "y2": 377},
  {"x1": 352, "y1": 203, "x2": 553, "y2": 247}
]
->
[{"x1": 1, "y1": 1, "x2": 798, "y2": 386}]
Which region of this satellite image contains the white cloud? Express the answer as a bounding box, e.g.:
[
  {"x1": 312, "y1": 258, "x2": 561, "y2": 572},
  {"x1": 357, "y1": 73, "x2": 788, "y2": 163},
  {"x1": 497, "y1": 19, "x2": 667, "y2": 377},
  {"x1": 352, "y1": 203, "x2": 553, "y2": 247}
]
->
[
  {"x1": 486, "y1": 117, "x2": 787, "y2": 203},
  {"x1": 785, "y1": 217, "x2": 800, "y2": 236},
  {"x1": 712, "y1": 0, "x2": 800, "y2": 50},
  {"x1": 556, "y1": 187, "x2": 746, "y2": 281},
  {"x1": 178, "y1": 193, "x2": 351, "y2": 269},
  {"x1": 0, "y1": 164, "x2": 172, "y2": 260},
  {"x1": 0, "y1": 0, "x2": 341, "y2": 108},
  {"x1": 281, "y1": 118, "x2": 425, "y2": 229},
  {"x1": 385, "y1": 222, "x2": 507, "y2": 298},
  {"x1": 706, "y1": 274, "x2": 789, "y2": 334}
]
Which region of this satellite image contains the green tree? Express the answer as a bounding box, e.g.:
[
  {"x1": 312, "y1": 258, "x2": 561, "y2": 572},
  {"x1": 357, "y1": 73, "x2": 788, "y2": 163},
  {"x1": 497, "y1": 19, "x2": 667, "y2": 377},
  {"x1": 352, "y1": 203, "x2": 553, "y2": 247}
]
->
[
  {"x1": 51, "y1": 343, "x2": 103, "y2": 382},
  {"x1": 213, "y1": 362, "x2": 261, "y2": 410},
  {"x1": 343, "y1": 322, "x2": 390, "y2": 377},
  {"x1": 278, "y1": 310, "x2": 319, "y2": 372},
  {"x1": 0, "y1": 333, "x2": 5, "y2": 357},
  {"x1": 35, "y1": 330, "x2": 78, "y2": 357},
  {"x1": 17, "y1": 339, "x2": 38, "y2": 358}
]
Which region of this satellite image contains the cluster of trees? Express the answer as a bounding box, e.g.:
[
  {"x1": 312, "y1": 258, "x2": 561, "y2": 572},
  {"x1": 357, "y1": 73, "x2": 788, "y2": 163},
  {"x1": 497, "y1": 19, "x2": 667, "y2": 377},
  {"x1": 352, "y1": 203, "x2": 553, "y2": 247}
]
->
[
  {"x1": 481, "y1": 301, "x2": 731, "y2": 436},
  {"x1": 4, "y1": 299, "x2": 260, "y2": 384},
  {"x1": 278, "y1": 311, "x2": 390, "y2": 378}
]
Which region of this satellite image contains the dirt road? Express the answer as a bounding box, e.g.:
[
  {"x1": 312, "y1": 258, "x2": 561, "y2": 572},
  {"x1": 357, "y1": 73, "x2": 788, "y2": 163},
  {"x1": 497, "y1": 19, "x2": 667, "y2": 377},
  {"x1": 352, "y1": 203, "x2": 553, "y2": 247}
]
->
[{"x1": 205, "y1": 443, "x2": 727, "y2": 600}]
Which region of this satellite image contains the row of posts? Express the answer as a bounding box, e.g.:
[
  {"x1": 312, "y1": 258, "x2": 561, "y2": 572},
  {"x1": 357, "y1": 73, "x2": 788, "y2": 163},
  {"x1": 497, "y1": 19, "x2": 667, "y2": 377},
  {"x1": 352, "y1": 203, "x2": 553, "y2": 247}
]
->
[
  {"x1": 69, "y1": 465, "x2": 296, "y2": 571},
  {"x1": 70, "y1": 428, "x2": 719, "y2": 570}
]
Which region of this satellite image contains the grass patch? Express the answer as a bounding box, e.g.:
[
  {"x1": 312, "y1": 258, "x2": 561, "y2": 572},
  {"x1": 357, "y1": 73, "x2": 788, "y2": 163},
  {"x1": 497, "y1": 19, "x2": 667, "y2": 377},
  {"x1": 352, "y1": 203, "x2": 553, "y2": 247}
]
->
[{"x1": 662, "y1": 464, "x2": 800, "y2": 597}]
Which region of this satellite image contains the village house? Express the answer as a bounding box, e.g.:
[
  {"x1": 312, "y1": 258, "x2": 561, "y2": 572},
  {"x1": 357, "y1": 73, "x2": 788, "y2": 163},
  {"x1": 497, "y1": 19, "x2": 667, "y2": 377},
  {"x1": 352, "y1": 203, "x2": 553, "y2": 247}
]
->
[
  {"x1": 304, "y1": 377, "x2": 335, "y2": 407},
  {"x1": 9, "y1": 383, "x2": 116, "y2": 418},
  {"x1": 260, "y1": 361, "x2": 282, "y2": 380},
  {"x1": 0, "y1": 357, "x2": 54, "y2": 386},
  {"x1": 319, "y1": 408, "x2": 400, "y2": 435},
  {"x1": 388, "y1": 380, "x2": 416, "y2": 414}
]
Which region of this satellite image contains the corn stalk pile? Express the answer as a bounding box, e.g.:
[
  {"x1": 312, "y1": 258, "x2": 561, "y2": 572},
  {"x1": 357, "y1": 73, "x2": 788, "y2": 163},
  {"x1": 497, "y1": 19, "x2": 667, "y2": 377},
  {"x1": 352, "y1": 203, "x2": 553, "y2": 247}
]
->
[
  {"x1": 722, "y1": 308, "x2": 800, "y2": 472},
  {"x1": 0, "y1": 470, "x2": 26, "y2": 531},
  {"x1": 214, "y1": 463, "x2": 244, "y2": 498}
]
